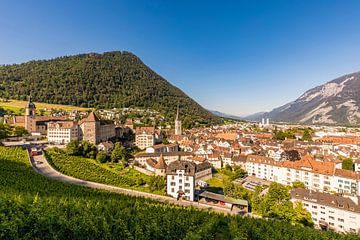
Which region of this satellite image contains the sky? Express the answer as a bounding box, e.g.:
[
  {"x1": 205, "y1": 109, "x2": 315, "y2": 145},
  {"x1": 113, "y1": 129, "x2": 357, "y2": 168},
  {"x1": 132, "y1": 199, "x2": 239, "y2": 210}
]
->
[{"x1": 1, "y1": 1, "x2": 360, "y2": 116}]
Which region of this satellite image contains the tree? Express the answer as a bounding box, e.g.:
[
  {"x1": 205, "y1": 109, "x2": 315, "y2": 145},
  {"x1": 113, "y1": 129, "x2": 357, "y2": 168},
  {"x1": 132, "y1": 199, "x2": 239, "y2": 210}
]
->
[
  {"x1": 13, "y1": 126, "x2": 28, "y2": 137},
  {"x1": 302, "y1": 129, "x2": 312, "y2": 141},
  {"x1": 292, "y1": 181, "x2": 305, "y2": 189},
  {"x1": 96, "y1": 151, "x2": 108, "y2": 163},
  {"x1": 147, "y1": 176, "x2": 165, "y2": 192},
  {"x1": 66, "y1": 140, "x2": 81, "y2": 156},
  {"x1": 342, "y1": 158, "x2": 354, "y2": 171},
  {"x1": 81, "y1": 141, "x2": 97, "y2": 159},
  {"x1": 111, "y1": 142, "x2": 126, "y2": 164},
  {"x1": 292, "y1": 201, "x2": 314, "y2": 227}
]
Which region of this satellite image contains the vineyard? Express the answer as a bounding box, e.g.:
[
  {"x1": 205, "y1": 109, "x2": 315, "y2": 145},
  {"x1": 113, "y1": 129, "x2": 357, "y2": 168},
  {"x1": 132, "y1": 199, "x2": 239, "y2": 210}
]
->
[
  {"x1": 45, "y1": 148, "x2": 163, "y2": 194},
  {"x1": 0, "y1": 146, "x2": 359, "y2": 239}
]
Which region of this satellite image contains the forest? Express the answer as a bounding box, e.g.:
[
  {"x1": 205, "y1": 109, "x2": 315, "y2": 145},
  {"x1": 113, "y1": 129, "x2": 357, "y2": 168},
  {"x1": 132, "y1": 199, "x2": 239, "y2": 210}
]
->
[
  {"x1": 1, "y1": 146, "x2": 359, "y2": 239},
  {"x1": 0, "y1": 51, "x2": 221, "y2": 128}
]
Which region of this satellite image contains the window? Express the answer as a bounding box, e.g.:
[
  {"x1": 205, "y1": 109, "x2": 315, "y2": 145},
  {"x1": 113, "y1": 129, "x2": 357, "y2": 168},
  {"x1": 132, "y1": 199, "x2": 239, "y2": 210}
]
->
[
  {"x1": 312, "y1": 205, "x2": 317, "y2": 209},
  {"x1": 171, "y1": 176, "x2": 175, "y2": 180},
  {"x1": 170, "y1": 182, "x2": 176, "y2": 186},
  {"x1": 338, "y1": 218, "x2": 344, "y2": 222},
  {"x1": 185, "y1": 183, "x2": 190, "y2": 187},
  {"x1": 171, "y1": 188, "x2": 174, "y2": 193},
  {"x1": 329, "y1": 216, "x2": 334, "y2": 220}
]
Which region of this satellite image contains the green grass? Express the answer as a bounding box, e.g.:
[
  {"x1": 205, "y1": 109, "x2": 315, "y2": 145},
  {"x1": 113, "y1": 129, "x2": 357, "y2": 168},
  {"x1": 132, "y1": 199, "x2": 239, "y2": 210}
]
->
[
  {"x1": 0, "y1": 98, "x2": 90, "y2": 115},
  {"x1": 45, "y1": 149, "x2": 163, "y2": 195}
]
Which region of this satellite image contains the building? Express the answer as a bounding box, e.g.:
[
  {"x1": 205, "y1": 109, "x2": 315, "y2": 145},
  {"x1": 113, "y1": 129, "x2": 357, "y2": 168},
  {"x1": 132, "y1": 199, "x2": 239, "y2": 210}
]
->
[
  {"x1": 144, "y1": 154, "x2": 167, "y2": 177},
  {"x1": 134, "y1": 151, "x2": 194, "y2": 166},
  {"x1": 78, "y1": 112, "x2": 115, "y2": 145},
  {"x1": 135, "y1": 127, "x2": 163, "y2": 149},
  {"x1": 4, "y1": 96, "x2": 65, "y2": 134},
  {"x1": 166, "y1": 160, "x2": 212, "y2": 201},
  {"x1": 291, "y1": 188, "x2": 360, "y2": 233},
  {"x1": 146, "y1": 143, "x2": 179, "y2": 153},
  {"x1": 47, "y1": 121, "x2": 79, "y2": 144},
  {"x1": 175, "y1": 106, "x2": 182, "y2": 136},
  {"x1": 245, "y1": 154, "x2": 360, "y2": 196}
]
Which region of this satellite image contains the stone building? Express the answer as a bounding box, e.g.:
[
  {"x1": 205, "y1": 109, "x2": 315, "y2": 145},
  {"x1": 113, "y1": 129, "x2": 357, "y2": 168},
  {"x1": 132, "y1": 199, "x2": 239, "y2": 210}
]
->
[{"x1": 78, "y1": 112, "x2": 115, "y2": 145}]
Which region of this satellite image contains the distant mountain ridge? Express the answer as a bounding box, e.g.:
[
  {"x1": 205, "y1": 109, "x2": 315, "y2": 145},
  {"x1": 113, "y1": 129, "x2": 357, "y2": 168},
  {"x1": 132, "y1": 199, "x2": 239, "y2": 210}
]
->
[
  {"x1": 0, "y1": 51, "x2": 221, "y2": 127},
  {"x1": 247, "y1": 71, "x2": 360, "y2": 125},
  {"x1": 209, "y1": 110, "x2": 244, "y2": 120}
]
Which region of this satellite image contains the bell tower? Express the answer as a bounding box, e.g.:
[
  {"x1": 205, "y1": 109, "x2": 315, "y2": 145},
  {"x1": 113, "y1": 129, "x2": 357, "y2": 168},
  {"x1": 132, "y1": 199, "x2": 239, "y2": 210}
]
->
[{"x1": 25, "y1": 95, "x2": 36, "y2": 132}]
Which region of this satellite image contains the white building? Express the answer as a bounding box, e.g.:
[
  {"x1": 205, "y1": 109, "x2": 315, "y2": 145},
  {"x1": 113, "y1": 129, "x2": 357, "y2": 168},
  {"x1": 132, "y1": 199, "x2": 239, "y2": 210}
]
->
[
  {"x1": 166, "y1": 160, "x2": 212, "y2": 201},
  {"x1": 245, "y1": 154, "x2": 360, "y2": 196},
  {"x1": 291, "y1": 188, "x2": 360, "y2": 234},
  {"x1": 47, "y1": 121, "x2": 79, "y2": 144},
  {"x1": 135, "y1": 127, "x2": 156, "y2": 150}
]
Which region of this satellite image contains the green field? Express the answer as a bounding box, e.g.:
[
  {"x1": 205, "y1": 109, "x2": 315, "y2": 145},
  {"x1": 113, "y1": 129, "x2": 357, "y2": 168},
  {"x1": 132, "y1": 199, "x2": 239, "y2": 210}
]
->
[
  {"x1": 0, "y1": 99, "x2": 90, "y2": 115},
  {"x1": 0, "y1": 146, "x2": 358, "y2": 239},
  {"x1": 45, "y1": 149, "x2": 164, "y2": 195}
]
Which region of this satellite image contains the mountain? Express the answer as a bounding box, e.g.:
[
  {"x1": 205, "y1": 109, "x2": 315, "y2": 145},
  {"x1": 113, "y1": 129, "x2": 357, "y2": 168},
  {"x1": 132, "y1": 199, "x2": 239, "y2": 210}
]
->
[
  {"x1": 248, "y1": 71, "x2": 360, "y2": 125},
  {"x1": 242, "y1": 112, "x2": 267, "y2": 121},
  {"x1": 209, "y1": 110, "x2": 244, "y2": 120},
  {"x1": 0, "y1": 51, "x2": 221, "y2": 127}
]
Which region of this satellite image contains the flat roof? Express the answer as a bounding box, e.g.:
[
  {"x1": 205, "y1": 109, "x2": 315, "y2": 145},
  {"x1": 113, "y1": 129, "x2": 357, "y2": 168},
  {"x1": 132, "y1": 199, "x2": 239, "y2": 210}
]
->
[{"x1": 199, "y1": 191, "x2": 248, "y2": 206}]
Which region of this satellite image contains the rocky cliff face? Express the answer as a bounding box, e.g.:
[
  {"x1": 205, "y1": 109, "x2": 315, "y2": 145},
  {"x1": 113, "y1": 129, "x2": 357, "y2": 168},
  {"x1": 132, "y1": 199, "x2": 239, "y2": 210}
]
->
[{"x1": 249, "y1": 72, "x2": 360, "y2": 125}]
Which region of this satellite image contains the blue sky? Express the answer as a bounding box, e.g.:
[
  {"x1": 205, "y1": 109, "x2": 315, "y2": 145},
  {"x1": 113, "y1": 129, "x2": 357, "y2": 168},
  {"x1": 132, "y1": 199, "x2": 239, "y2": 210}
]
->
[{"x1": 1, "y1": 1, "x2": 360, "y2": 115}]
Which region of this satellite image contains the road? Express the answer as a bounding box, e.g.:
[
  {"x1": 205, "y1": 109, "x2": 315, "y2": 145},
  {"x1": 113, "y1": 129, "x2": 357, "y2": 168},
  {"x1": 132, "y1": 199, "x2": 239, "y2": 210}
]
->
[{"x1": 29, "y1": 152, "x2": 239, "y2": 215}]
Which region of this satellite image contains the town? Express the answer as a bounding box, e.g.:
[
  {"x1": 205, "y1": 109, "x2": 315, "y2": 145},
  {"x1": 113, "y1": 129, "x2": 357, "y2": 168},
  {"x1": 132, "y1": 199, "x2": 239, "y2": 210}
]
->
[{"x1": 2, "y1": 97, "x2": 360, "y2": 235}]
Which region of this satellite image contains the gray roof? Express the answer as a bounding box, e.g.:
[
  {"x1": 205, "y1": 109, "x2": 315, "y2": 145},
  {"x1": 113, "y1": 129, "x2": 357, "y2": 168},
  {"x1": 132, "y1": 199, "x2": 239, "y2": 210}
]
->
[{"x1": 199, "y1": 191, "x2": 248, "y2": 206}]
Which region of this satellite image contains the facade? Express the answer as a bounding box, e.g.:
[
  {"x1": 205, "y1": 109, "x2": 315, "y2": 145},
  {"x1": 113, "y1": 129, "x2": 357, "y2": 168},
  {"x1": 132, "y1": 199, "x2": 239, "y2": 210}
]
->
[
  {"x1": 245, "y1": 154, "x2": 360, "y2": 196},
  {"x1": 78, "y1": 112, "x2": 115, "y2": 145},
  {"x1": 146, "y1": 143, "x2": 179, "y2": 153},
  {"x1": 166, "y1": 160, "x2": 212, "y2": 201},
  {"x1": 135, "y1": 127, "x2": 156, "y2": 150},
  {"x1": 291, "y1": 188, "x2": 360, "y2": 234},
  {"x1": 134, "y1": 151, "x2": 194, "y2": 166},
  {"x1": 47, "y1": 121, "x2": 79, "y2": 144},
  {"x1": 144, "y1": 154, "x2": 167, "y2": 177}
]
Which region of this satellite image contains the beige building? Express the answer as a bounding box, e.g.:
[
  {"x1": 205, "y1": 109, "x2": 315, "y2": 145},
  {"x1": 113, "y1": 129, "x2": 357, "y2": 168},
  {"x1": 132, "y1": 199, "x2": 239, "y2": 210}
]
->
[
  {"x1": 135, "y1": 127, "x2": 156, "y2": 149},
  {"x1": 78, "y1": 112, "x2": 115, "y2": 145},
  {"x1": 47, "y1": 121, "x2": 79, "y2": 144}
]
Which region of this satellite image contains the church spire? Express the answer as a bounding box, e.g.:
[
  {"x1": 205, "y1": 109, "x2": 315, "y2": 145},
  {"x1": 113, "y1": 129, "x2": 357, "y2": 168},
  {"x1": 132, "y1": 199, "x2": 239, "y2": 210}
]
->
[
  {"x1": 175, "y1": 104, "x2": 182, "y2": 136},
  {"x1": 176, "y1": 104, "x2": 179, "y2": 121}
]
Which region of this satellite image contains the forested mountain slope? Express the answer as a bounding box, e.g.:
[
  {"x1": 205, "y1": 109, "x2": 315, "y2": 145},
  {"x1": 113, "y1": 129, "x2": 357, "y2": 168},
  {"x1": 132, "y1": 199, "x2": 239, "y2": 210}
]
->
[{"x1": 0, "y1": 51, "x2": 220, "y2": 127}]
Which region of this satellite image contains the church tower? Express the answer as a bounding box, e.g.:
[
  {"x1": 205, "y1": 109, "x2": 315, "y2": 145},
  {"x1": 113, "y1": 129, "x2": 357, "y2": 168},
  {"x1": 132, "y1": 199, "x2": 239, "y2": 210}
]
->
[
  {"x1": 24, "y1": 96, "x2": 36, "y2": 132},
  {"x1": 174, "y1": 105, "x2": 182, "y2": 136}
]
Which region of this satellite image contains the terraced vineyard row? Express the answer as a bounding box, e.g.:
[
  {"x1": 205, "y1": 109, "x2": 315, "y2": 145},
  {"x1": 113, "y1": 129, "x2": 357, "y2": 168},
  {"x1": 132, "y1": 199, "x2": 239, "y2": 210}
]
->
[
  {"x1": 0, "y1": 146, "x2": 358, "y2": 239},
  {"x1": 45, "y1": 148, "x2": 162, "y2": 194}
]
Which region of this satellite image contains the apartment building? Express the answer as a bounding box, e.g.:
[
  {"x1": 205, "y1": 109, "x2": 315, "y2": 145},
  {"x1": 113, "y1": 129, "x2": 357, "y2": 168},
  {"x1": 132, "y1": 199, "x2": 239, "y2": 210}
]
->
[
  {"x1": 47, "y1": 121, "x2": 79, "y2": 144},
  {"x1": 166, "y1": 160, "x2": 212, "y2": 201},
  {"x1": 291, "y1": 188, "x2": 360, "y2": 234},
  {"x1": 246, "y1": 155, "x2": 360, "y2": 196}
]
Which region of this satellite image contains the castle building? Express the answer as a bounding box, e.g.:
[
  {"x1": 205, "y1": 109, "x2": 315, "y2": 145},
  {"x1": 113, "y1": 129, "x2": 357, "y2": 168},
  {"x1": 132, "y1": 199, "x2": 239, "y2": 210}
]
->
[
  {"x1": 175, "y1": 106, "x2": 182, "y2": 136},
  {"x1": 78, "y1": 112, "x2": 115, "y2": 145}
]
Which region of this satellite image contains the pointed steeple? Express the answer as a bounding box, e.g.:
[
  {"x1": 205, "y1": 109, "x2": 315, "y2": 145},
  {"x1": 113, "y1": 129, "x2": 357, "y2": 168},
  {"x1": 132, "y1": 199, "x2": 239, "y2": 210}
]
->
[{"x1": 175, "y1": 104, "x2": 182, "y2": 136}]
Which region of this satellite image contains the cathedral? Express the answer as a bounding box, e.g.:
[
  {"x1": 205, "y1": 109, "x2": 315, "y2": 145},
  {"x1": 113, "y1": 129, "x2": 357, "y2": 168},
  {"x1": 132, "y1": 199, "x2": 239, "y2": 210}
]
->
[{"x1": 4, "y1": 97, "x2": 65, "y2": 134}]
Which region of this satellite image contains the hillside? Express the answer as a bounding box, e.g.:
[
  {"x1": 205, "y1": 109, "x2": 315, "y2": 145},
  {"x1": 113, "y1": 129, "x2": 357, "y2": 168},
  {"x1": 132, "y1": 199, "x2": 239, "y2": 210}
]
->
[
  {"x1": 0, "y1": 51, "x2": 220, "y2": 127},
  {"x1": 247, "y1": 72, "x2": 360, "y2": 125},
  {"x1": 0, "y1": 146, "x2": 356, "y2": 239}
]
